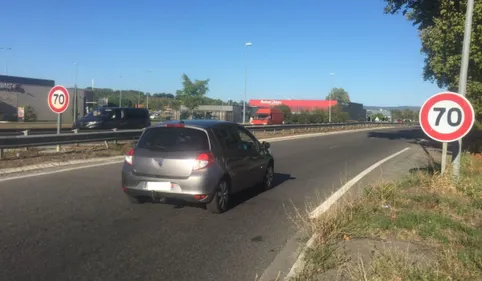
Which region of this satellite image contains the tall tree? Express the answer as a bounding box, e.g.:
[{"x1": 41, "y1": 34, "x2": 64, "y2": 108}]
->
[
  {"x1": 383, "y1": 0, "x2": 482, "y2": 126},
  {"x1": 326, "y1": 87, "x2": 351, "y2": 104},
  {"x1": 175, "y1": 73, "x2": 210, "y2": 113},
  {"x1": 275, "y1": 104, "x2": 293, "y2": 122}
]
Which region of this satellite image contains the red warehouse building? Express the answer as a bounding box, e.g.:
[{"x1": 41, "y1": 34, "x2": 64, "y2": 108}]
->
[{"x1": 248, "y1": 99, "x2": 338, "y2": 113}]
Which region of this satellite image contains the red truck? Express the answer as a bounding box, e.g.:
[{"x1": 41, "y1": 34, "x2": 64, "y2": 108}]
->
[{"x1": 250, "y1": 107, "x2": 284, "y2": 125}]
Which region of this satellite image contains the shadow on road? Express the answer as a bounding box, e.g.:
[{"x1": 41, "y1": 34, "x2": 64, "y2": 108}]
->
[
  {"x1": 367, "y1": 127, "x2": 482, "y2": 154},
  {"x1": 366, "y1": 128, "x2": 451, "y2": 166},
  {"x1": 367, "y1": 128, "x2": 444, "y2": 148},
  {"x1": 230, "y1": 173, "x2": 296, "y2": 210},
  {"x1": 158, "y1": 173, "x2": 296, "y2": 212},
  {"x1": 367, "y1": 128, "x2": 427, "y2": 141}
]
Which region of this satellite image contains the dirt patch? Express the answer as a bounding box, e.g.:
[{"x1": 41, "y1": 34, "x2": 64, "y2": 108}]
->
[
  {"x1": 292, "y1": 153, "x2": 482, "y2": 281},
  {"x1": 310, "y1": 238, "x2": 438, "y2": 281}
]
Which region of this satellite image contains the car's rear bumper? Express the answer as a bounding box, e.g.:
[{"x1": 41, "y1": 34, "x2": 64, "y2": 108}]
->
[
  {"x1": 121, "y1": 163, "x2": 222, "y2": 204},
  {"x1": 123, "y1": 187, "x2": 213, "y2": 204}
]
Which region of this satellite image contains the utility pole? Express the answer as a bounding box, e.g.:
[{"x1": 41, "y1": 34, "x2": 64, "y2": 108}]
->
[{"x1": 453, "y1": 0, "x2": 474, "y2": 180}]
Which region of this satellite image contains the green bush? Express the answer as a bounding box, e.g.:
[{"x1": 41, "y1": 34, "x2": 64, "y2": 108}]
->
[{"x1": 23, "y1": 105, "x2": 37, "y2": 122}]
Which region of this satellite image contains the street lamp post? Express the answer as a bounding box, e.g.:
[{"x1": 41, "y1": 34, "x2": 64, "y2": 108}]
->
[
  {"x1": 1, "y1": 47, "x2": 12, "y2": 75},
  {"x1": 138, "y1": 89, "x2": 141, "y2": 106},
  {"x1": 329, "y1": 73, "x2": 335, "y2": 123},
  {"x1": 119, "y1": 75, "x2": 123, "y2": 107},
  {"x1": 146, "y1": 70, "x2": 153, "y2": 110},
  {"x1": 73, "y1": 63, "x2": 78, "y2": 122},
  {"x1": 243, "y1": 42, "x2": 252, "y2": 124}
]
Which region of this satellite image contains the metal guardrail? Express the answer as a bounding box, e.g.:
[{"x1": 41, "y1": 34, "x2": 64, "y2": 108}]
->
[{"x1": 0, "y1": 122, "x2": 415, "y2": 152}]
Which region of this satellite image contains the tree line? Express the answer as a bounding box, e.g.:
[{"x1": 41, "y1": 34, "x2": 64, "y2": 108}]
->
[
  {"x1": 87, "y1": 74, "x2": 246, "y2": 112},
  {"x1": 383, "y1": 0, "x2": 481, "y2": 127},
  {"x1": 87, "y1": 73, "x2": 420, "y2": 124},
  {"x1": 369, "y1": 109, "x2": 419, "y2": 122},
  {"x1": 88, "y1": 74, "x2": 356, "y2": 121},
  {"x1": 275, "y1": 104, "x2": 350, "y2": 124}
]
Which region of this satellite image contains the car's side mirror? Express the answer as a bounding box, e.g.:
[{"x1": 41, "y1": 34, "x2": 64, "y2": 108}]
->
[{"x1": 262, "y1": 141, "x2": 270, "y2": 149}]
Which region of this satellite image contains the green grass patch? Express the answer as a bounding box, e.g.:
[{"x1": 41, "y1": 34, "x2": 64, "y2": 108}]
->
[{"x1": 295, "y1": 152, "x2": 482, "y2": 281}]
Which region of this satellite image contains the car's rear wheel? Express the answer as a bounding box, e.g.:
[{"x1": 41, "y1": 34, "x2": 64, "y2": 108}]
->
[
  {"x1": 206, "y1": 179, "x2": 230, "y2": 214},
  {"x1": 262, "y1": 163, "x2": 274, "y2": 190}
]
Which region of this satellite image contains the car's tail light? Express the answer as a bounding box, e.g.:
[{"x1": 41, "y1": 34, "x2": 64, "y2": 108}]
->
[
  {"x1": 125, "y1": 148, "x2": 134, "y2": 165},
  {"x1": 194, "y1": 195, "x2": 207, "y2": 200},
  {"x1": 166, "y1": 123, "x2": 184, "y2": 128},
  {"x1": 193, "y1": 152, "x2": 214, "y2": 170}
]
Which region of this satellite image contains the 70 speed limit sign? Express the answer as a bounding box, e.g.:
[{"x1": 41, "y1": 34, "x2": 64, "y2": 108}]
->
[
  {"x1": 419, "y1": 92, "x2": 475, "y2": 143},
  {"x1": 48, "y1": 85, "x2": 70, "y2": 114}
]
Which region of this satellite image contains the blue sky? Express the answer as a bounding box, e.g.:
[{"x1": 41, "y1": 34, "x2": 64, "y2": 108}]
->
[{"x1": 1, "y1": 0, "x2": 442, "y2": 107}]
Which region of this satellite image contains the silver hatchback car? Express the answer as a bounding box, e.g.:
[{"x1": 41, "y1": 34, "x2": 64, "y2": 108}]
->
[{"x1": 121, "y1": 120, "x2": 274, "y2": 213}]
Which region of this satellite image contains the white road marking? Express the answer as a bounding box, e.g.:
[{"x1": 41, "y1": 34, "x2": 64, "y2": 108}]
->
[
  {"x1": 309, "y1": 147, "x2": 411, "y2": 219},
  {"x1": 284, "y1": 146, "x2": 411, "y2": 280}
]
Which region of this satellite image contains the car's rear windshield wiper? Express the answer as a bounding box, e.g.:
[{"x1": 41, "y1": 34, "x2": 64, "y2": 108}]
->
[{"x1": 144, "y1": 144, "x2": 167, "y2": 150}]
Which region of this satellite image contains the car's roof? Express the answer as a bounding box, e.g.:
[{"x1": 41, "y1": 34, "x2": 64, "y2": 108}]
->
[
  {"x1": 101, "y1": 106, "x2": 147, "y2": 110},
  {"x1": 150, "y1": 119, "x2": 237, "y2": 129},
  {"x1": 99, "y1": 107, "x2": 147, "y2": 111}
]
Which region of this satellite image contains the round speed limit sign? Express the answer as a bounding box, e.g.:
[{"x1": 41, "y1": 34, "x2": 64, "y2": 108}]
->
[
  {"x1": 48, "y1": 85, "x2": 70, "y2": 114},
  {"x1": 419, "y1": 92, "x2": 475, "y2": 142}
]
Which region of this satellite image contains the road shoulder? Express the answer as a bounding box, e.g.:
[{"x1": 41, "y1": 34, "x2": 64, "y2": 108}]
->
[{"x1": 257, "y1": 143, "x2": 433, "y2": 281}]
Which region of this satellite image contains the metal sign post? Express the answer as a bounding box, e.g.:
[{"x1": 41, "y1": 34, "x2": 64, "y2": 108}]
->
[
  {"x1": 48, "y1": 85, "x2": 70, "y2": 152},
  {"x1": 419, "y1": 92, "x2": 475, "y2": 175}
]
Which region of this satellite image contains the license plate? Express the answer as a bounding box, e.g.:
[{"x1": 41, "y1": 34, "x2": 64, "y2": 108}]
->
[{"x1": 146, "y1": 182, "x2": 171, "y2": 191}]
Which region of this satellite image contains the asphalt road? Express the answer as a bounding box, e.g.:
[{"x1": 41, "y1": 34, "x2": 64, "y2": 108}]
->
[{"x1": 0, "y1": 127, "x2": 420, "y2": 281}]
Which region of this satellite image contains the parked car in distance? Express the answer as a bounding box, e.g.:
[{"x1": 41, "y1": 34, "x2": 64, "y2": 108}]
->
[
  {"x1": 121, "y1": 120, "x2": 274, "y2": 214},
  {"x1": 72, "y1": 107, "x2": 151, "y2": 130}
]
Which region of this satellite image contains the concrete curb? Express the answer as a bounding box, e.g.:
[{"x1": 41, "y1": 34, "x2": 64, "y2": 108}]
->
[{"x1": 0, "y1": 125, "x2": 412, "y2": 177}]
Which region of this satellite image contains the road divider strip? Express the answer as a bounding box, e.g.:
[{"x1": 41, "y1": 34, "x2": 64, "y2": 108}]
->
[
  {"x1": 0, "y1": 122, "x2": 416, "y2": 152},
  {"x1": 0, "y1": 127, "x2": 411, "y2": 182}
]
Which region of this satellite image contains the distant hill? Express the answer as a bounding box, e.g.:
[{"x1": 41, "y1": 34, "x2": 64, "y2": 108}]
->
[{"x1": 364, "y1": 106, "x2": 420, "y2": 111}]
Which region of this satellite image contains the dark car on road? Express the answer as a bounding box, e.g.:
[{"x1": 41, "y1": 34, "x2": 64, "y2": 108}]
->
[
  {"x1": 121, "y1": 120, "x2": 274, "y2": 213},
  {"x1": 72, "y1": 107, "x2": 151, "y2": 130}
]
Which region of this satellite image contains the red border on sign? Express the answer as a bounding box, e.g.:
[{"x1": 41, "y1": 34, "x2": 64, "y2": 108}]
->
[
  {"x1": 48, "y1": 85, "x2": 70, "y2": 114},
  {"x1": 419, "y1": 92, "x2": 475, "y2": 142}
]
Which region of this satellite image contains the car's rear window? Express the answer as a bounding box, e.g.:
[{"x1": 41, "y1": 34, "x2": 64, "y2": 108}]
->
[{"x1": 137, "y1": 127, "x2": 209, "y2": 152}]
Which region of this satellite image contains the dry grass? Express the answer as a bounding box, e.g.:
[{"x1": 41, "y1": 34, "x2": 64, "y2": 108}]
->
[
  {"x1": 0, "y1": 141, "x2": 134, "y2": 169},
  {"x1": 292, "y1": 153, "x2": 482, "y2": 281}
]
